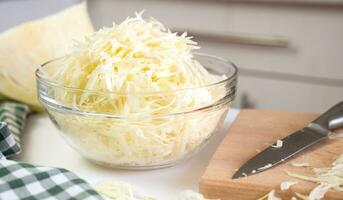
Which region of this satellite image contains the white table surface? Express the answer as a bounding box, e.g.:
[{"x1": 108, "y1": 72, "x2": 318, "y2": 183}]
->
[{"x1": 15, "y1": 108, "x2": 240, "y2": 199}]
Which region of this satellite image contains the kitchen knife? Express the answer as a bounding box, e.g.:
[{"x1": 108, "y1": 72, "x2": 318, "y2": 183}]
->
[{"x1": 232, "y1": 101, "x2": 343, "y2": 179}]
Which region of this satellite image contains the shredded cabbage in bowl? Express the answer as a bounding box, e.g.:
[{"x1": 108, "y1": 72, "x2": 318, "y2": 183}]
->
[
  {"x1": 47, "y1": 102, "x2": 228, "y2": 167},
  {"x1": 48, "y1": 12, "x2": 226, "y2": 115},
  {"x1": 37, "y1": 12, "x2": 236, "y2": 168}
]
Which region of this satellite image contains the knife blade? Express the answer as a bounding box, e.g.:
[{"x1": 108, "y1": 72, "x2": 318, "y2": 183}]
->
[{"x1": 232, "y1": 101, "x2": 343, "y2": 179}]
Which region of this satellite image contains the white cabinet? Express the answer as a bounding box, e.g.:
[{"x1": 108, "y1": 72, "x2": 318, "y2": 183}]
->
[{"x1": 236, "y1": 76, "x2": 343, "y2": 112}]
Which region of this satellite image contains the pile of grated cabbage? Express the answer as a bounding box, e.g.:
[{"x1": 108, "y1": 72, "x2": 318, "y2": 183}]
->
[
  {"x1": 257, "y1": 152, "x2": 343, "y2": 200},
  {"x1": 46, "y1": 12, "x2": 228, "y2": 166},
  {"x1": 287, "y1": 153, "x2": 343, "y2": 200},
  {"x1": 95, "y1": 181, "x2": 215, "y2": 200}
]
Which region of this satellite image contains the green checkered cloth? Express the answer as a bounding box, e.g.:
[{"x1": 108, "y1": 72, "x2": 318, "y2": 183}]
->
[
  {"x1": 0, "y1": 160, "x2": 103, "y2": 200},
  {"x1": 0, "y1": 101, "x2": 104, "y2": 200},
  {"x1": 0, "y1": 101, "x2": 29, "y2": 158},
  {"x1": 0, "y1": 122, "x2": 20, "y2": 159}
]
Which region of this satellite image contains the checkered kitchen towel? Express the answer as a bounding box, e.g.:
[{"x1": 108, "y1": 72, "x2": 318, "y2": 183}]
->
[
  {"x1": 0, "y1": 122, "x2": 20, "y2": 159},
  {"x1": 0, "y1": 160, "x2": 103, "y2": 200},
  {"x1": 0, "y1": 101, "x2": 104, "y2": 200},
  {"x1": 0, "y1": 101, "x2": 29, "y2": 158}
]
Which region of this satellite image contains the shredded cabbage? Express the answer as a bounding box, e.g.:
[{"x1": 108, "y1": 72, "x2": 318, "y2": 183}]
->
[
  {"x1": 291, "y1": 162, "x2": 310, "y2": 168},
  {"x1": 295, "y1": 192, "x2": 308, "y2": 200},
  {"x1": 257, "y1": 190, "x2": 281, "y2": 200},
  {"x1": 51, "y1": 11, "x2": 221, "y2": 114},
  {"x1": 95, "y1": 181, "x2": 152, "y2": 200},
  {"x1": 174, "y1": 190, "x2": 217, "y2": 200},
  {"x1": 95, "y1": 181, "x2": 214, "y2": 200},
  {"x1": 307, "y1": 184, "x2": 331, "y2": 200},
  {"x1": 280, "y1": 181, "x2": 298, "y2": 191},
  {"x1": 271, "y1": 140, "x2": 283, "y2": 148},
  {"x1": 45, "y1": 12, "x2": 228, "y2": 166},
  {"x1": 287, "y1": 153, "x2": 343, "y2": 200},
  {"x1": 259, "y1": 153, "x2": 343, "y2": 200}
]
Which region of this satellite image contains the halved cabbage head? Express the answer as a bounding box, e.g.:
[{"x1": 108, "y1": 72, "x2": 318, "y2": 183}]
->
[{"x1": 0, "y1": 2, "x2": 93, "y2": 111}]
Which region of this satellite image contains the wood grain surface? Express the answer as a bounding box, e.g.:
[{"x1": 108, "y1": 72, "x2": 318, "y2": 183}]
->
[{"x1": 200, "y1": 109, "x2": 343, "y2": 199}]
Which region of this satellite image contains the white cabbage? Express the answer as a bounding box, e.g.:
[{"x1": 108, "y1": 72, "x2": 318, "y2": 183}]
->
[
  {"x1": 287, "y1": 153, "x2": 343, "y2": 199},
  {"x1": 95, "y1": 181, "x2": 212, "y2": 200},
  {"x1": 280, "y1": 181, "x2": 298, "y2": 191},
  {"x1": 291, "y1": 162, "x2": 310, "y2": 168},
  {"x1": 0, "y1": 2, "x2": 93, "y2": 110},
  {"x1": 95, "y1": 181, "x2": 147, "y2": 200},
  {"x1": 45, "y1": 12, "x2": 228, "y2": 166},
  {"x1": 271, "y1": 140, "x2": 283, "y2": 148},
  {"x1": 257, "y1": 190, "x2": 281, "y2": 200}
]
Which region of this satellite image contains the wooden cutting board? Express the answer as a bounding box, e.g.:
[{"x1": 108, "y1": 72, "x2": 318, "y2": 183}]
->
[{"x1": 200, "y1": 109, "x2": 343, "y2": 199}]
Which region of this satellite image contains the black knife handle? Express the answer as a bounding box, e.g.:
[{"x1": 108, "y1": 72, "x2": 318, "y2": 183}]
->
[{"x1": 313, "y1": 101, "x2": 343, "y2": 130}]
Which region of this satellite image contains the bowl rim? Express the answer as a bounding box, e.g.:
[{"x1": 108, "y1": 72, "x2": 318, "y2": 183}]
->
[
  {"x1": 35, "y1": 52, "x2": 238, "y2": 95},
  {"x1": 42, "y1": 95, "x2": 232, "y2": 119}
]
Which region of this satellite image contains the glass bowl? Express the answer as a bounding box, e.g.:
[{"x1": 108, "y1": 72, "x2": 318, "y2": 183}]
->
[{"x1": 35, "y1": 53, "x2": 237, "y2": 169}]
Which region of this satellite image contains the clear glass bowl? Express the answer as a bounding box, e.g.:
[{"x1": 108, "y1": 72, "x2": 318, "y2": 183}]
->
[{"x1": 36, "y1": 53, "x2": 237, "y2": 169}]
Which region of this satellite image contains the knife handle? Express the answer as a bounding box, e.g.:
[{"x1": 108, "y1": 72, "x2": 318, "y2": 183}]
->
[
  {"x1": 329, "y1": 117, "x2": 343, "y2": 130},
  {"x1": 313, "y1": 101, "x2": 343, "y2": 130}
]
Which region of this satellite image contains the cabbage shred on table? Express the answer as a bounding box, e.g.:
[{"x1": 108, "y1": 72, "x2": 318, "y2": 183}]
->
[
  {"x1": 287, "y1": 153, "x2": 343, "y2": 200},
  {"x1": 45, "y1": 12, "x2": 228, "y2": 166},
  {"x1": 95, "y1": 181, "x2": 213, "y2": 200},
  {"x1": 258, "y1": 152, "x2": 343, "y2": 200}
]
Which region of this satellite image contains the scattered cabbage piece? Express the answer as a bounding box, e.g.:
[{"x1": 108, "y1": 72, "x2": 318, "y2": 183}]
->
[
  {"x1": 308, "y1": 184, "x2": 331, "y2": 200},
  {"x1": 287, "y1": 153, "x2": 343, "y2": 200},
  {"x1": 280, "y1": 181, "x2": 298, "y2": 191},
  {"x1": 174, "y1": 190, "x2": 218, "y2": 200},
  {"x1": 328, "y1": 131, "x2": 343, "y2": 139},
  {"x1": 95, "y1": 181, "x2": 152, "y2": 200},
  {"x1": 260, "y1": 153, "x2": 343, "y2": 200},
  {"x1": 271, "y1": 140, "x2": 283, "y2": 148},
  {"x1": 257, "y1": 190, "x2": 281, "y2": 200},
  {"x1": 95, "y1": 181, "x2": 213, "y2": 200},
  {"x1": 295, "y1": 193, "x2": 308, "y2": 200},
  {"x1": 291, "y1": 162, "x2": 310, "y2": 168},
  {"x1": 286, "y1": 172, "x2": 319, "y2": 183}
]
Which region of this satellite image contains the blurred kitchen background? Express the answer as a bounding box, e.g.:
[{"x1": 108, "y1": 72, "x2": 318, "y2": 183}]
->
[{"x1": 1, "y1": 0, "x2": 342, "y2": 113}]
